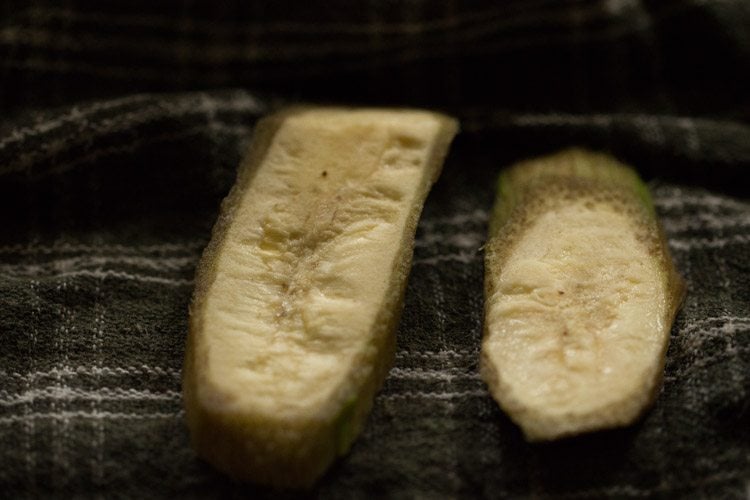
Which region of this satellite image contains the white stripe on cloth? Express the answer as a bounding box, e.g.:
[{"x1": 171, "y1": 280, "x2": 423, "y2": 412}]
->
[
  {"x1": 0, "y1": 93, "x2": 260, "y2": 174},
  {"x1": 388, "y1": 367, "x2": 481, "y2": 382},
  {"x1": 26, "y1": 123, "x2": 249, "y2": 178},
  {"x1": 0, "y1": 241, "x2": 205, "y2": 256},
  {"x1": 0, "y1": 94, "x2": 154, "y2": 150},
  {"x1": 466, "y1": 111, "x2": 749, "y2": 137},
  {"x1": 14, "y1": 269, "x2": 195, "y2": 286},
  {"x1": 0, "y1": 366, "x2": 182, "y2": 381},
  {"x1": 0, "y1": 387, "x2": 182, "y2": 407},
  {"x1": 0, "y1": 255, "x2": 197, "y2": 274},
  {"x1": 378, "y1": 389, "x2": 488, "y2": 402},
  {"x1": 395, "y1": 349, "x2": 480, "y2": 360},
  {"x1": 418, "y1": 210, "x2": 489, "y2": 230},
  {"x1": 677, "y1": 320, "x2": 750, "y2": 349},
  {"x1": 665, "y1": 346, "x2": 750, "y2": 383},
  {"x1": 660, "y1": 212, "x2": 750, "y2": 233},
  {"x1": 655, "y1": 192, "x2": 750, "y2": 212},
  {"x1": 414, "y1": 231, "x2": 485, "y2": 249},
  {"x1": 669, "y1": 234, "x2": 750, "y2": 251},
  {"x1": 20, "y1": 2, "x2": 590, "y2": 37},
  {"x1": 0, "y1": 410, "x2": 184, "y2": 425},
  {"x1": 412, "y1": 252, "x2": 482, "y2": 266}
]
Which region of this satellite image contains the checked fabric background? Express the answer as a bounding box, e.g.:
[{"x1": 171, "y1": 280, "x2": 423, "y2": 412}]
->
[{"x1": 1, "y1": 1, "x2": 749, "y2": 497}]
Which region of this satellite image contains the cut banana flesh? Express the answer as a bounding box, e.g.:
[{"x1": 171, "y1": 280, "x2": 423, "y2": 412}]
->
[
  {"x1": 481, "y1": 149, "x2": 685, "y2": 441},
  {"x1": 183, "y1": 108, "x2": 458, "y2": 487}
]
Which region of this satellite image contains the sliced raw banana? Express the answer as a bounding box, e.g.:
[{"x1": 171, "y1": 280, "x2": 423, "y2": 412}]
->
[
  {"x1": 183, "y1": 107, "x2": 458, "y2": 487},
  {"x1": 481, "y1": 149, "x2": 685, "y2": 441}
]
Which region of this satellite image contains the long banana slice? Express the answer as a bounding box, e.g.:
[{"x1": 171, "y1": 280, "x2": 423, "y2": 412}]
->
[
  {"x1": 183, "y1": 108, "x2": 458, "y2": 487},
  {"x1": 481, "y1": 149, "x2": 685, "y2": 441}
]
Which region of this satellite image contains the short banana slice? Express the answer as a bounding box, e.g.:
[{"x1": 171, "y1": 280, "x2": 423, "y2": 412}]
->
[
  {"x1": 481, "y1": 149, "x2": 685, "y2": 441},
  {"x1": 183, "y1": 108, "x2": 458, "y2": 487}
]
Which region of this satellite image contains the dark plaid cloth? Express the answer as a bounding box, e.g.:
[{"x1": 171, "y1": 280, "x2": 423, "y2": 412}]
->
[{"x1": 1, "y1": 1, "x2": 749, "y2": 498}]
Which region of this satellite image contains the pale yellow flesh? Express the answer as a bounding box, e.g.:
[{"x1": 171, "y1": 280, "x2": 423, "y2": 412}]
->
[
  {"x1": 186, "y1": 108, "x2": 457, "y2": 486},
  {"x1": 205, "y1": 110, "x2": 446, "y2": 416},
  {"x1": 482, "y1": 202, "x2": 668, "y2": 440}
]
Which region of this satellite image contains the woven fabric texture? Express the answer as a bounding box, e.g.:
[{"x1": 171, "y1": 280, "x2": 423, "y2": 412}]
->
[{"x1": 1, "y1": 1, "x2": 749, "y2": 498}]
